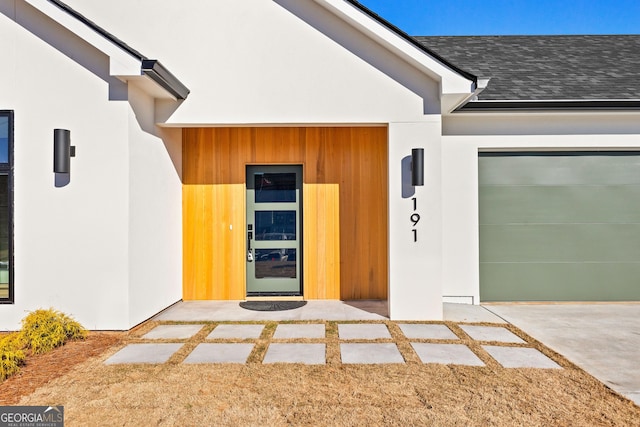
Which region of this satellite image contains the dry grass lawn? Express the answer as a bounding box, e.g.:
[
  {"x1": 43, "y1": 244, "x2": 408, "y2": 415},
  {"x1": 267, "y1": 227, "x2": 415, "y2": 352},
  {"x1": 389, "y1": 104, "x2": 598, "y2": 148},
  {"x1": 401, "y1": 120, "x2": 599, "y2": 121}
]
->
[{"x1": 1, "y1": 320, "x2": 639, "y2": 426}]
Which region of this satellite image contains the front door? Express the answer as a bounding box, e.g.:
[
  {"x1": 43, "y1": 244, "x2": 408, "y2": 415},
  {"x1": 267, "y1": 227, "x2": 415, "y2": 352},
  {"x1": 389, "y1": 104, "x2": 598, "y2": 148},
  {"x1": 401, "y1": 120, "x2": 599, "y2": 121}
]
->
[{"x1": 246, "y1": 165, "x2": 302, "y2": 296}]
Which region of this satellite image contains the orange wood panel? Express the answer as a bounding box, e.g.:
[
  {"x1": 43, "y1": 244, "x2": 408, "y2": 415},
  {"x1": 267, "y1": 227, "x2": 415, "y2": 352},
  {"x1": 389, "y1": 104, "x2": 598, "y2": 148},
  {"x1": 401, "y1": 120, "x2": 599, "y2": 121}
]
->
[
  {"x1": 183, "y1": 184, "x2": 245, "y2": 300},
  {"x1": 182, "y1": 185, "x2": 211, "y2": 299},
  {"x1": 303, "y1": 183, "x2": 340, "y2": 299},
  {"x1": 182, "y1": 127, "x2": 388, "y2": 300},
  {"x1": 338, "y1": 127, "x2": 389, "y2": 299}
]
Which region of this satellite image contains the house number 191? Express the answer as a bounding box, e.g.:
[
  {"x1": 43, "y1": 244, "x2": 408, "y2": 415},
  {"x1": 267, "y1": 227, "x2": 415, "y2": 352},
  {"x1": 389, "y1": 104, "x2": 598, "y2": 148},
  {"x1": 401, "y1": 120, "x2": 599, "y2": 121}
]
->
[{"x1": 411, "y1": 197, "x2": 420, "y2": 242}]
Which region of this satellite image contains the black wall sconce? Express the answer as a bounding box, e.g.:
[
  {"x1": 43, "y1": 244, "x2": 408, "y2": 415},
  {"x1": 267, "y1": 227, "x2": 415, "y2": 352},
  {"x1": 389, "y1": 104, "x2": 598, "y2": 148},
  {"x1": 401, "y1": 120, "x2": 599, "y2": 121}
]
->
[
  {"x1": 411, "y1": 148, "x2": 424, "y2": 186},
  {"x1": 53, "y1": 129, "x2": 75, "y2": 174}
]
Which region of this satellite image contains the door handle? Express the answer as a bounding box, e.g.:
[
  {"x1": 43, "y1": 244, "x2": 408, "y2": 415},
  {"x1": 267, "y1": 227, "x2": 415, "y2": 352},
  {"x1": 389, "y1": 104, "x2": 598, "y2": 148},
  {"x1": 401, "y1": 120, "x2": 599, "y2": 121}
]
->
[{"x1": 247, "y1": 229, "x2": 253, "y2": 262}]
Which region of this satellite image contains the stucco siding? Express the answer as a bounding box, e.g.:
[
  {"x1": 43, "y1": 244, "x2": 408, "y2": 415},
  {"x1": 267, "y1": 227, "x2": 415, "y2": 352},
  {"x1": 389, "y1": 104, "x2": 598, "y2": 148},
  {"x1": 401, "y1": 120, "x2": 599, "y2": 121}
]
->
[
  {"x1": 0, "y1": 1, "x2": 131, "y2": 329},
  {"x1": 63, "y1": 0, "x2": 442, "y2": 124},
  {"x1": 388, "y1": 120, "x2": 443, "y2": 320},
  {"x1": 127, "y1": 85, "x2": 183, "y2": 327}
]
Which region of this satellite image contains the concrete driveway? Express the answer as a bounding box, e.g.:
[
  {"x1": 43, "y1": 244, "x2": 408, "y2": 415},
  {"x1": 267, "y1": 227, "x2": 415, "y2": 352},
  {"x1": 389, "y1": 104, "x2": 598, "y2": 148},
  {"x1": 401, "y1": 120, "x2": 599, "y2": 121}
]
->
[{"x1": 484, "y1": 304, "x2": 640, "y2": 406}]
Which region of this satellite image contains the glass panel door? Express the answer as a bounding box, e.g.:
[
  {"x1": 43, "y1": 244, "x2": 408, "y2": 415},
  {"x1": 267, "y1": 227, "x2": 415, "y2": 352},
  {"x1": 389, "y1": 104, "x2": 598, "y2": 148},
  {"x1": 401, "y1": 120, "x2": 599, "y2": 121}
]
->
[{"x1": 246, "y1": 165, "x2": 302, "y2": 295}]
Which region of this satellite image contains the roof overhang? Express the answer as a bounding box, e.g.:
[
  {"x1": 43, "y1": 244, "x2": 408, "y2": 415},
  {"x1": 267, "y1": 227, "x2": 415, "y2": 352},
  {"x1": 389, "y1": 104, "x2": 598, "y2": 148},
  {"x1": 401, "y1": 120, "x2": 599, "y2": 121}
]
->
[
  {"x1": 141, "y1": 60, "x2": 190, "y2": 101},
  {"x1": 458, "y1": 100, "x2": 640, "y2": 112},
  {"x1": 312, "y1": 0, "x2": 478, "y2": 113},
  {"x1": 24, "y1": 0, "x2": 189, "y2": 100}
]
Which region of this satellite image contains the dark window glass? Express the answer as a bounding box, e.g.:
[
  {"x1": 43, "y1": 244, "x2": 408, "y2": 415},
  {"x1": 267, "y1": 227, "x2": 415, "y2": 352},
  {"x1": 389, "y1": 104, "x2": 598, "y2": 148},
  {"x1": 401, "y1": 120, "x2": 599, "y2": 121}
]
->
[
  {"x1": 255, "y1": 249, "x2": 297, "y2": 278},
  {"x1": 255, "y1": 211, "x2": 296, "y2": 240},
  {"x1": 254, "y1": 173, "x2": 296, "y2": 203},
  {"x1": 0, "y1": 116, "x2": 7, "y2": 164},
  {"x1": 0, "y1": 175, "x2": 7, "y2": 298},
  {"x1": 0, "y1": 111, "x2": 12, "y2": 302}
]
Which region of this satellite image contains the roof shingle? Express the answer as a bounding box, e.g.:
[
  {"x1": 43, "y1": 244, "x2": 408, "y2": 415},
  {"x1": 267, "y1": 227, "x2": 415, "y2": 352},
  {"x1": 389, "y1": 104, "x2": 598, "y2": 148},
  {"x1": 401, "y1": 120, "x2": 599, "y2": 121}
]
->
[{"x1": 415, "y1": 35, "x2": 640, "y2": 101}]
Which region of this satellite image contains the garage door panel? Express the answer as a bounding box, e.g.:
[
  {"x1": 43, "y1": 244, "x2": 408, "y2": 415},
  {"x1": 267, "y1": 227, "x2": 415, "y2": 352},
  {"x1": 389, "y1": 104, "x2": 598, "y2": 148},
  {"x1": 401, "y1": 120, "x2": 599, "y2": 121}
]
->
[
  {"x1": 479, "y1": 152, "x2": 640, "y2": 302},
  {"x1": 480, "y1": 262, "x2": 640, "y2": 301},
  {"x1": 480, "y1": 185, "x2": 640, "y2": 224},
  {"x1": 480, "y1": 224, "x2": 640, "y2": 263},
  {"x1": 480, "y1": 154, "x2": 640, "y2": 186}
]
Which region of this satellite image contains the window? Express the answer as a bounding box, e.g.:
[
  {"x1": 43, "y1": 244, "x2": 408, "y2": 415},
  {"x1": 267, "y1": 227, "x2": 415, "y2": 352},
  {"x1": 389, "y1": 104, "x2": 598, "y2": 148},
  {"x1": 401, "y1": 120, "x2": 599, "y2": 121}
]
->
[{"x1": 0, "y1": 111, "x2": 13, "y2": 303}]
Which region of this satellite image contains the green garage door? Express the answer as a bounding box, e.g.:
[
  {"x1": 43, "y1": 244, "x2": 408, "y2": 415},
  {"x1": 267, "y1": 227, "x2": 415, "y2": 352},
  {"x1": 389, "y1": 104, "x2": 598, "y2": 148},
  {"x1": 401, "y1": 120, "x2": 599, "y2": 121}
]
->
[{"x1": 479, "y1": 152, "x2": 640, "y2": 302}]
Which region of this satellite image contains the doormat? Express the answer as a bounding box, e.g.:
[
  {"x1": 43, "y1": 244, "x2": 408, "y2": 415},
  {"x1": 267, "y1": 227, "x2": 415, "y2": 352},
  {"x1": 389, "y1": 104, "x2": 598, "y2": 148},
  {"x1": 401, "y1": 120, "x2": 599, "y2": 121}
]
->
[{"x1": 239, "y1": 301, "x2": 308, "y2": 311}]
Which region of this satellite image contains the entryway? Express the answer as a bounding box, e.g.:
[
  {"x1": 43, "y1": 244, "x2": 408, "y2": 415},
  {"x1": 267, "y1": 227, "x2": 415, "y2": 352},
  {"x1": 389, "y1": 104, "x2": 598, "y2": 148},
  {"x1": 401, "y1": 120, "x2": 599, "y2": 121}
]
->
[
  {"x1": 246, "y1": 165, "x2": 302, "y2": 296},
  {"x1": 182, "y1": 127, "x2": 388, "y2": 301}
]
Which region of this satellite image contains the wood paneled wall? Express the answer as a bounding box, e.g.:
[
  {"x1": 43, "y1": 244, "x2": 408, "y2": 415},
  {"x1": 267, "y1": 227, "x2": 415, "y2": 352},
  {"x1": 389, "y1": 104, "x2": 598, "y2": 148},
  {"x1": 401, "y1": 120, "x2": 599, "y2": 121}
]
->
[
  {"x1": 303, "y1": 183, "x2": 341, "y2": 299},
  {"x1": 183, "y1": 127, "x2": 388, "y2": 300}
]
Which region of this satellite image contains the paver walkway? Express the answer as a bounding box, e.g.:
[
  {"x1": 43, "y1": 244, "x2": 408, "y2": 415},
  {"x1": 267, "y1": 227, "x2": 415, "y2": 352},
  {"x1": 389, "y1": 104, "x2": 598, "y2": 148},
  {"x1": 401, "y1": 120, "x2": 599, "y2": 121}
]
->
[
  {"x1": 105, "y1": 321, "x2": 561, "y2": 369},
  {"x1": 485, "y1": 303, "x2": 640, "y2": 405}
]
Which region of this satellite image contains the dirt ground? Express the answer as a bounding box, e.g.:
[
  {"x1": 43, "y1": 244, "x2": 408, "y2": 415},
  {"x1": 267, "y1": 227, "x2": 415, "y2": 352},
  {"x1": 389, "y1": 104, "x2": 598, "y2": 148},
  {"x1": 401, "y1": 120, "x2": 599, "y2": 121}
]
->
[
  {"x1": 0, "y1": 332, "x2": 122, "y2": 405},
  {"x1": 1, "y1": 322, "x2": 639, "y2": 426}
]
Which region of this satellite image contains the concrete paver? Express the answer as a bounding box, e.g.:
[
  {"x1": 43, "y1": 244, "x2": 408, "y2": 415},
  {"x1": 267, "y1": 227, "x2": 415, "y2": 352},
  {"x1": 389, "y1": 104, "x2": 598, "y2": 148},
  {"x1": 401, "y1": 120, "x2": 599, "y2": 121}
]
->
[
  {"x1": 338, "y1": 323, "x2": 391, "y2": 340},
  {"x1": 142, "y1": 324, "x2": 204, "y2": 340},
  {"x1": 483, "y1": 345, "x2": 562, "y2": 369},
  {"x1": 411, "y1": 343, "x2": 485, "y2": 366},
  {"x1": 154, "y1": 300, "x2": 387, "y2": 321},
  {"x1": 273, "y1": 324, "x2": 325, "y2": 339},
  {"x1": 103, "y1": 301, "x2": 633, "y2": 398},
  {"x1": 485, "y1": 303, "x2": 640, "y2": 405},
  {"x1": 207, "y1": 324, "x2": 264, "y2": 339},
  {"x1": 399, "y1": 323, "x2": 458, "y2": 340},
  {"x1": 105, "y1": 343, "x2": 183, "y2": 365},
  {"x1": 459, "y1": 325, "x2": 525, "y2": 343},
  {"x1": 157, "y1": 301, "x2": 501, "y2": 322},
  {"x1": 263, "y1": 343, "x2": 325, "y2": 364},
  {"x1": 340, "y1": 343, "x2": 404, "y2": 364},
  {"x1": 444, "y1": 303, "x2": 506, "y2": 323},
  {"x1": 183, "y1": 343, "x2": 254, "y2": 364}
]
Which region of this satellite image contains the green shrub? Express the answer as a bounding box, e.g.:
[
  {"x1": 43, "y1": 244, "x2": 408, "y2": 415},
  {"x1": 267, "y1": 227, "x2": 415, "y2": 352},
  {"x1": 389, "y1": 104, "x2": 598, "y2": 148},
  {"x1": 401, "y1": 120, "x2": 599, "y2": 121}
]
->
[
  {"x1": 0, "y1": 332, "x2": 25, "y2": 380},
  {"x1": 20, "y1": 308, "x2": 87, "y2": 354}
]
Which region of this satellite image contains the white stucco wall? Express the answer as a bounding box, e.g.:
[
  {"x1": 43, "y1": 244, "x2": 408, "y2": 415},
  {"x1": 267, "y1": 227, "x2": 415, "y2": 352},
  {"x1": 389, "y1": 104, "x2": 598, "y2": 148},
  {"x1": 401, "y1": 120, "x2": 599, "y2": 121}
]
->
[
  {"x1": 388, "y1": 121, "x2": 443, "y2": 320},
  {"x1": 0, "y1": 1, "x2": 182, "y2": 330},
  {"x1": 0, "y1": 2, "x2": 130, "y2": 330},
  {"x1": 441, "y1": 113, "x2": 640, "y2": 303},
  {"x1": 64, "y1": 0, "x2": 443, "y2": 123},
  {"x1": 127, "y1": 85, "x2": 183, "y2": 327}
]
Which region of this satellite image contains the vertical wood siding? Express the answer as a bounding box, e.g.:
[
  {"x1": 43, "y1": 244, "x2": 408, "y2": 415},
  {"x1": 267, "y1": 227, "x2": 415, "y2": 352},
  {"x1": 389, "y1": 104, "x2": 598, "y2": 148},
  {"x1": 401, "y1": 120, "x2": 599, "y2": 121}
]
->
[{"x1": 183, "y1": 127, "x2": 388, "y2": 300}]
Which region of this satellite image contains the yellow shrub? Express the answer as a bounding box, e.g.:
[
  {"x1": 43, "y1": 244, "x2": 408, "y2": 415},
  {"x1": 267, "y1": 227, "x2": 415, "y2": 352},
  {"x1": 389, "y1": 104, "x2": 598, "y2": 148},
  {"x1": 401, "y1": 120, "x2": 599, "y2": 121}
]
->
[
  {"x1": 20, "y1": 308, "x2": 87, "y2": 354},
  {"x1": 0, "y1": 332, "x2": 26, "y2": 380}
]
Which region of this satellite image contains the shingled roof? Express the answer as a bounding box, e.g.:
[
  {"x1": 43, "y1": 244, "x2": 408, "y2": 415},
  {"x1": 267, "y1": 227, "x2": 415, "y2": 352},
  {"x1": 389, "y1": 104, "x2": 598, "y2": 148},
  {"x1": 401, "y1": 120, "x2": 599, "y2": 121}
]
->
[{"x1": 415, "y1": 35, "x2": 640, "y2": 104}]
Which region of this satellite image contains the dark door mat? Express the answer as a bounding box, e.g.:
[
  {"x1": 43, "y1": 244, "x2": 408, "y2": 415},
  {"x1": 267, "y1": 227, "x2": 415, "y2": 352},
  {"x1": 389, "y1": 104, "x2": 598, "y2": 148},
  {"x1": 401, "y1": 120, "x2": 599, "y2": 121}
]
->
[{"x1": 239, "y1": 301, "x2": 307, "y2": 311}]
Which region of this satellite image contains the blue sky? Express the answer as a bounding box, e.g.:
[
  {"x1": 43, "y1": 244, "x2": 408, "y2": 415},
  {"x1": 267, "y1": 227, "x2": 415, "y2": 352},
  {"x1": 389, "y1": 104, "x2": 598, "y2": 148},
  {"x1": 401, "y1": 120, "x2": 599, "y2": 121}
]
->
[{"x1": 358, "y1": 0, "x2": 640, "y2": 35}]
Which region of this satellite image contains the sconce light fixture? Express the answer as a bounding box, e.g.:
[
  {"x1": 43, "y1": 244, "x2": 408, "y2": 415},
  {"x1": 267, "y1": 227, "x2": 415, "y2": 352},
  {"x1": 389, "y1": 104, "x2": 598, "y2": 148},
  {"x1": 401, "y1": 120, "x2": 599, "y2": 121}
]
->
[
  {"x1": 53, "y1": 129, "x2": 75, "y2": 174},
  {"x1": 411, "y1": 148, "x2": 424, "y2": 186}
]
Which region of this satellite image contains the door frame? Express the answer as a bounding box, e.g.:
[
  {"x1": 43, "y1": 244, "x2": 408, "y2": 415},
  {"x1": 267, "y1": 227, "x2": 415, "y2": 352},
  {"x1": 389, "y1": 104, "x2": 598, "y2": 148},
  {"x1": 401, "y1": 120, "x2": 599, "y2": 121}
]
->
[{"x1": 246, "y1": 164, "x2": 304, "y2": 297}]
